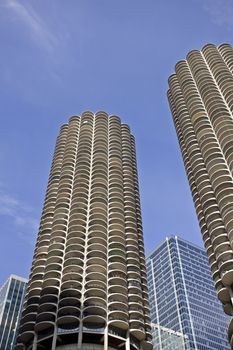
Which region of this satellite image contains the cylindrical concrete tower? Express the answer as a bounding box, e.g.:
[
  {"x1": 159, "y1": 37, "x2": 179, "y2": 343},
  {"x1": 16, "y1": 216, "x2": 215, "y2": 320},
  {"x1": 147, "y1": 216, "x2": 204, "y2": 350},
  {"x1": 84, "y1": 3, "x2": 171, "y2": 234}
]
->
[
  {"x1": 16, "y1": 111, "x2": 152, "y2": 350},
  {"x1": 168, "y1": 43, "x2": 233, "y2": 347}
]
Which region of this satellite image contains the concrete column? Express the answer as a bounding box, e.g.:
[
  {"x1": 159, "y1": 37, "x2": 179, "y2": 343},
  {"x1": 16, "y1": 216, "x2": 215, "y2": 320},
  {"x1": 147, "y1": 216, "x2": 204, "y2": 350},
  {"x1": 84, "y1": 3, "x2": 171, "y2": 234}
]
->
[
  {"x1": 51, "y1": 325, "x2": 58, "y2": 350},
  {"x1": 32, "y1": 333, "x2": 37, "y2": 350},
  {"x1": 77, "y1": 322, "x2": 83, "y2": 350},
  {"x1": 125, "y1": 331, "x2": 130, "y2": 350},
  {"x1": 104, "y1": 325, "x2": 108, "y2": 350}
]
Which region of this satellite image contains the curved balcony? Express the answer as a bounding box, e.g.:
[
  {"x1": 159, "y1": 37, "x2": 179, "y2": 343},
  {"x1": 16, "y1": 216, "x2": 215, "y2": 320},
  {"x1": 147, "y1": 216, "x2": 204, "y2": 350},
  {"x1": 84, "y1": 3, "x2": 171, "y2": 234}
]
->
[
  {"x1": 86, "y1": 264, "x2": 106, "y2": 275},
  {"x1": 130, "y1": 322, "x2": 145, "y2": 341},
  {"x1": 61, "y1": 279, "x2": 82, "y2": 293},
  {"x1": 85, "y1": 280, "x2": 106, "y2": 292},
  {"x1": 37, "y1": 302, "x2": 57, "y2": 315},
  {"x1": 212, "y1": 232, "x2": 229, "y2": 247},
  {"x1": 35, "y1": 314, "x2": 55, "y2": 332},
  {"x1": 224, "y1": 302, "x2": 233, "y2": 316},
  {"x1": 86, "y1": 256, "x2": 107, "y2": 268},
  {"x1": 26, "y1": 296, "x2": 40, "y2": 308},
  {"x1": 109, "y1": 236, "x2": 126, "y2": 248},
  {"x1": 67, "y1": 222, "x2": 86, "y2": 235},
  {"x1": 47, "y1": 248, "x2": 63, "y2": 260},
  {"x1": 39, "y1": 294, "x2": 58, "y2": 306},
  {"x1": 66, "y1": 230, "x2": 86, "y2": 242},
  {"x1": 42, "y1": 277, "x2": 60, "y2": 290},
  {"x1": 27, "y1": 286, "x2": 41, "y2": 299},
  {"x1": 43, "y1": 270, "x2": 61, "y2": 281},
  {"x1": 69, "y1": 216, "x2": 86, "y2": 229},
  {"x1": 108, "y1": 311, "x2": 129, "y2": 330},
  {"x1": 108, "y1": 284, "x2": 127, "y2": 297},
  {"x1": 40, "y1": 285, "x2": 59, "y2": 298},
  {"x1": 19, "y1": 327, "x2": 35, "y2": 343},
  {"x1": 109, "y1": 292, "x2": 128, "y2": 309},
  {"x1": 84, "y1": 296, "x2": 106, "y2": 310},
  {"x1": 59, "y1": 287, "x2": 82, "y2": 300},
  {"x1": 129, "y1": 305, "x2": 144, "y2": 317},
  {"x1": 86, "y1": 270, "x2": 106, "y2": 284},
  {"x1": 20, "y1": 311, "x2": 37, "y2": 326},
  {"x1": 62, "y1": 272, "x2": 83, "y2": 285},
  {"x1": 83, "y1": 305, "x2": 106, "y2": 319},
  {"x1": 44, "y1": 264, "x2": 62, "y2": 277},
  {"x1": 29, "y1": 277, "x2": 43, "y2": 289},
  {"x1": 89, "y1": 216, "x2": 107, "y2": 229},
  {"x1": 63, "y1": 257, "x2": 84, "y2": 270},
  {"x1": 46, "y1": 256, "x2": 63, "y2": 271},
  {"x1": 128, "y1": 280, "x2": 141, "y2": 292},
  {"x1": 58, "y1": 305, "x2": 80, "y2": 319},
  {"x1": 127, "y1": 261, "x2": 141, "y2": 272},
  {"x1": 69, "y1": 206, "x2": 87, "y2": 218},
  {"x1": 49, "y1": 239, "x2": 65, "y2": 251},
  {"x1": 57, "y1": 312, "x2": 80, "y2": 330},
  {"x1": 84, "y1": 287, "x2": 106, "y2": 300},
  {"x1": 83, "y1": 309, "x2": 106, "y2": 328},
  {"x1": 109, "y1": 276, "x2": 127, "y2": 290},
  {"x1": 90, "y1": 197, "x2": 108, "y2": 209},
  {"x1": 21, "y1": 304, "x2": 37, "y2": 318},
  {"x1": 50, "y1": 229, "x2": 66, "y2": 241},
  {"x1": 141, "y1": 339, "x2": 153, "y2": 350},
  {"x1": 87, "y1": 243, "x2": 107, "y2": 255},
  {"x1": 220, "y1": 263, "x2": 233, "y2": 285},
  {"x1": 109, "y1": 269, "x2": 126, "y2": 279},
  {"x1": 65, "y1": 243, "x2": 85, "y2": 254},
  {"x1": 126, "y1": 242, "x2": 139, "y2": 252},
  {"x1": 215, "y1": 241, "x2": 232, "y2": 257},
  {"x1": 88, "y1": 222, "x2": 107, "y2": 236},
  {"x1": 88, "y1": 236, "x2": 107, "y2": 248},
  {"x1": 108, "y1": 261, "x2": 127, "y2": 275},
  {"x1": 109, "y1": 229, "x2": 125, "y2": 241},
  {"x1": 66, "y1": 236, "x2": 85, "y2": 248},
  {"x1": 128, "y1": 295, "x2": 143, "y2": 308},
  {"x1": 62, "y1": 259, "x2": 82, "y2": 273},
  {"x1": 33, "y1": 257, "x2": 47, "y2": 269}
]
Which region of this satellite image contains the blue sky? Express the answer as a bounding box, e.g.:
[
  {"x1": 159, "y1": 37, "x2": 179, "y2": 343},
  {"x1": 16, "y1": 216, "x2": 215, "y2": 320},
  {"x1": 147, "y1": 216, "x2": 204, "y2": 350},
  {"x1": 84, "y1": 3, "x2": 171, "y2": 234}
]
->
[{"x1": 0, "y1": 0, "x2": 233, "y2": 285}]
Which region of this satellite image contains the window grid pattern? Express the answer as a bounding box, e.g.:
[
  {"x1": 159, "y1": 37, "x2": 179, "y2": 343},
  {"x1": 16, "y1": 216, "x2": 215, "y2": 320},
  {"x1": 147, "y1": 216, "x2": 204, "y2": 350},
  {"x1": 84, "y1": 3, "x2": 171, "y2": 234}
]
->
[
  {"x1": 147, "y1": 236, "x2": 230, "y2": 350},
  {"x1": 0, "y1": 275, "x2": 27, "y2": 350}
]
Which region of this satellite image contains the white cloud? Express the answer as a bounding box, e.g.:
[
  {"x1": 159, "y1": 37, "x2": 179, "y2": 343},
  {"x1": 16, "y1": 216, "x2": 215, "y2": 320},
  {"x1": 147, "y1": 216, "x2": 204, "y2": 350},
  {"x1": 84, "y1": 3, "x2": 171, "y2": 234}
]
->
[
  {"x1": 3, "y1": 0, "x2": 58, "y2": 54},
  {"x1": 0, "y1": 190, "x2": 38, "y2": 244}
]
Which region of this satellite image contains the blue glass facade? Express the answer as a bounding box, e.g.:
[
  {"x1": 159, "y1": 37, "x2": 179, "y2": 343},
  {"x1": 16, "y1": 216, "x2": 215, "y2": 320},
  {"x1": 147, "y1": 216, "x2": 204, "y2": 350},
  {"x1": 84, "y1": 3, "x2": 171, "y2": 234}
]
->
[
  {"x1": 0, "y1": 275, "x2": 27, "y2": 350},
  {"x1": 146, "y1": 236, "x2": 230, "y2": 350}
]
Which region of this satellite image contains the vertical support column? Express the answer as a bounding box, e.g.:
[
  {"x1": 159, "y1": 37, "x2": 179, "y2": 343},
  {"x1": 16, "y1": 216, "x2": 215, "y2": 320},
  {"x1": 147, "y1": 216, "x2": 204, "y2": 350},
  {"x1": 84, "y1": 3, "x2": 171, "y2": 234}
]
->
[
  {"x1": 125, "y1": 330, "x2": 130, "y2": 350},
  {"x1": 104, "y1": 325, "x2": 108, "y2": 350},
  {"x1": 32, "y1": 334, "x2": 37, "y2": 350},
  {"x1": 77, "y1": 320, "x2": 83, "y2": 350},
  {"x1": 51, "y1": 325, "x2": 57, "y2": 350}
]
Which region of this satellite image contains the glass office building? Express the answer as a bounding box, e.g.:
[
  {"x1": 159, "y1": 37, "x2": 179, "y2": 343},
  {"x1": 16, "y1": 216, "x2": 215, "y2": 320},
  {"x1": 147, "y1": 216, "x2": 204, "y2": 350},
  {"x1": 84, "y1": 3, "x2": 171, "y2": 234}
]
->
[
  {"x1": 151, "y1": 323, "x2": 189, "y2": 350},
  {"x1": 0, "y1": 275, "x2": 27, "y2": 350},
  {"x1": 146, "y1": 236, "x2": 230, "y2": 350}
]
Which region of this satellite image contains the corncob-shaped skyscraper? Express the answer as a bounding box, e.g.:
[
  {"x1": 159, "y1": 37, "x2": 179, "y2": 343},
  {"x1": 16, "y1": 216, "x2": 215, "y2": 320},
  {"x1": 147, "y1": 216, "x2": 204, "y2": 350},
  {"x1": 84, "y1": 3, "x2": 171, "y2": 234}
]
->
[
  {"x1": 168, "y1": 43, "x2": 233, "y2": 347},
  {"x1": 16, "y1": 112, "x2": 152, "y2": 350}
]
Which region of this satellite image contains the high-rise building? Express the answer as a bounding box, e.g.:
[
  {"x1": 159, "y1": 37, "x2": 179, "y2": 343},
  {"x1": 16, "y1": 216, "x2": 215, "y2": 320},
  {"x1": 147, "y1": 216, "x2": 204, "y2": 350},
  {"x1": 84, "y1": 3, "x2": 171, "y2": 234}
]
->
[
  {"x1": 0, "y1": 275, "x2": 27, "y2": 350},
  {"x1": 16, "y1": 111, "x2": 152, "y2": 350},
  {"x1": 146, "y1": 236, "x2": 230, "y2": 350},
  {"x1": 167, "y1": 43, "x2": 233, "y2": 345},
  {"x1": 151, "y1": 323, "x2": 189, "y2": 350}
]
